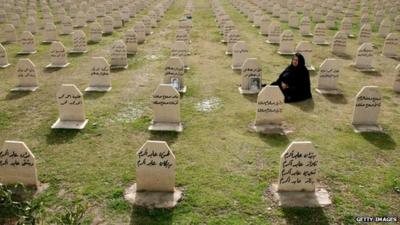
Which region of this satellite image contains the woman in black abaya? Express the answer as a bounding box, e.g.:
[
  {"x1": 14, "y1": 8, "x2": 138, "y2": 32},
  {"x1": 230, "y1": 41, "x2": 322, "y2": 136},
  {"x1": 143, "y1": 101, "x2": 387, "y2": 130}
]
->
[{"x1": 271, "y1": 53, "x2": 312, "y2": 103}]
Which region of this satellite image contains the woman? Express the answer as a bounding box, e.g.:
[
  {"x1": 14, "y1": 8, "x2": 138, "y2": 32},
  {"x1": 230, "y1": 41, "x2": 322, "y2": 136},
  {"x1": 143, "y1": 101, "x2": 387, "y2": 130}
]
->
[{"x1": 271, "y1": 53, "x2": 312, "y2": 103}]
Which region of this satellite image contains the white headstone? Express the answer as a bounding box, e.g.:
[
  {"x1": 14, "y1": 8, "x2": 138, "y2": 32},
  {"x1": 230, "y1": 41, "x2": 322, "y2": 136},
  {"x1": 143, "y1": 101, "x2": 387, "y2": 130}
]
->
[
  {"x1": 124, "y1": 29, "x2": 137, "y2": 55},
  {"x1": 239, "y1": 58, "x2": 262, "y2": 94},
  {"x1": 351, "y1": 86, "x2": 382, "y2": 132},
  {"x1": 18, "y1": 31, "x2": 36, "y2": 54},
  {"x1": 226, "y1": 30, "x2": 241, "y2": 55},
  {"x1": 134, "y1": 21, "x2": 146, "y2": 44},
  {"x1": 110, "y1": 40, "x2": 128, "y2": 69},
  {"x1": 43, "y1": 23, "x2": 58, "y2": 43},
  {"x1": 46, "y1": 41, "x2": 69, "y2": 68},
  {"x1": 61, "y1": 16, "x2": 73, "y2": 35},
  {"x1": 103, "y1": 16, "x2": 114, "y2": 34},
  {"x1": 89, "y1": 22, "x2": 102, "y2": 43},
  {"x1": 11, "y1": 59, "x2": 39, "y2": 91},
  {"x1": 278, "y1": 30, "x2": 295, "y2": 55},
  {"x1": 3, "y1": 24, "x2": 17, "y2": 43},
  {"x1": 295, "y1": 41, "x2": 315, "y2": 71},
  {"x1": 382, "y1": 33, "x2": 399, "y2": 58},
  {"x1": 266, "y1": 22, "x2": 281, "y2": 44},
  {"x1": 232, "y1": 41, "x2": 249, "y2": 70},
  {"x1": 358, "y1": 23, "x2": 372, "y2": 45},
  {"x1": 354, "y1": 43, "x2": 374, "y2": 71},
  {"x1": 316, "y1": 59, "x2": 341, "y2": 95},
  {"x1": 85, "y1": 57, "x2": 111, "y2": 92},
  {"x1": 313, "y1": 24, "x2": 329, "y2": 45},
  {"x1": 70, "y1": 30, "x2": 88, "y2": 53},
  {"x1": 379, "y1": 19, "x2": 391, "y2": 38},
  {"x1": 300, "y1": 16, "x2": 313, "y2": 36},
  {"x1": 171, "y1": 41, "x2": 189, "y2": 70},
  {"x1": 332, "y1": 31, "x2": 347, "y2": 56},
  {"x1": 164, "y1": 57, "x2": 186, "y2": 93}
]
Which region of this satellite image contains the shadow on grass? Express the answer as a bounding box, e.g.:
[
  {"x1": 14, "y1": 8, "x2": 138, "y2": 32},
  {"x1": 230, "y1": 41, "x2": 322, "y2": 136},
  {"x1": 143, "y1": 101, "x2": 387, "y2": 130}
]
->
[
  {"x1": 68, "y1": 52, "x2": 86, "y2": 57},
  {"x1": 282, "y1": 207, "x2": 330, "y2": 225},
  {"x1": 360, "y1": 132, "x2": 396, "y2": 150},
  {"x1": 4, "y1": 91, "x2": 30, "y2": 100},
  {"x1": 84, "y1": 91, "x2": 107, "y2": 99},
  {"x1": 290, "y1": 99, "x2": 315, "y2": 112},
  {"x1": 43, "y1": 67, "x2": 64, "y2": 73},
  {"x1": 360, "y1": 70, "x2": 382, "y2": 76},
  {"x1": 242, "y1": 94, "x2": 257, "y2": 102},
  {"x1": 323, "y1": 94, "x2": 348, "y2": 104},
  {"x1": 46, "y1": 129, "x2": 81, "y2": 145},
  {"x1": 332, "y1": 52, "x2": 352, "y2": 60},
  {"x1": 130, "y1": 207, "x2": 173, "y2": 225},
  {"x1": 149, "y1": 131, "x2": 179, "y2": 144},
  {"x1": 258, "y1": 133, "x2": 290, "y2": 147}
]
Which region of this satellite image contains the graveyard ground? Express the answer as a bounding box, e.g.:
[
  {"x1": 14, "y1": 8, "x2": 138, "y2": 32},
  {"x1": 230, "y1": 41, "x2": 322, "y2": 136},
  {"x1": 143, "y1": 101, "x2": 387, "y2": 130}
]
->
[{"x1": 0, "y1": 0, "x2": 399, "y2": 224}]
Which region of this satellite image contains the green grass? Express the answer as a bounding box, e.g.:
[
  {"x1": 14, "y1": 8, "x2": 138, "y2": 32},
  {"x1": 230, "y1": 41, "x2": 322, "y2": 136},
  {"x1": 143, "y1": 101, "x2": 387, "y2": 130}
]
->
[{"x1": 0, "y1": 0, "x2": 399, "y2": 224}]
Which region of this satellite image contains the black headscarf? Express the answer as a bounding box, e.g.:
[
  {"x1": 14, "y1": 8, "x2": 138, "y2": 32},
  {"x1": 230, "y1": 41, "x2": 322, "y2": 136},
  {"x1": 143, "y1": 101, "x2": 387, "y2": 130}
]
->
[{"x1": 272, "y1": 53, "x2": 312, "y2": 103}]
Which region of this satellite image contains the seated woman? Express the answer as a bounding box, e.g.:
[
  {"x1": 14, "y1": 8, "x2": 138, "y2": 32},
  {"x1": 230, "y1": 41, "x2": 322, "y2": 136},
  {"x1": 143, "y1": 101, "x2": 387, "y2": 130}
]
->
[{"x1": 271, "y1": 53, "x2": 312, "y2": 103}]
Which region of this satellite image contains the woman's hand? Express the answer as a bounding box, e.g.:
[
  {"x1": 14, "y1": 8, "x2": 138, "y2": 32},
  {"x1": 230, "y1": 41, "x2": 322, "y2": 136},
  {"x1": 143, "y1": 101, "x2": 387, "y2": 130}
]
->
[{"x1": 281, "y1": 82, "x2": 289, "y2": 90}]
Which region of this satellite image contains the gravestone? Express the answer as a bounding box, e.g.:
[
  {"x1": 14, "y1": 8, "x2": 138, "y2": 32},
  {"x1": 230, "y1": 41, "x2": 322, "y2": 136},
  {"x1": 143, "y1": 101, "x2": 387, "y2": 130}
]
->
[
  {"x1": 278, "y1": 30, "x2": 295, "y2": 55},
  {"x1": 226, "y1": 30, "x2": 241, "y2": 55},
  {"x1": 134, "y1": 21, "x2": 146, "y2": 44},
  {"x1": 250, "y1": 85, "x2": 288, "y2": 134},
  {"x1": 171, "y1": 41, "x2": 189, "y2": 70},
  {"x1": 45, "y1": 41, "x2": 70, "y2": 68},
  {"x1": 176, "y1": 29, "x2": 190, "y2": 45},
  {"x1": 395, "y1": 16, "x2": 400, "y2": 31},
  {"x1": 379, "y1": 19, "x2": 391, "y2": 38},
  {"x1": 11, "y1": 59, "x2": 39, "y2": 92},
  {"x1": 124, "y1": 140, "x2": 182, "y2": 208},
  {"x1": 259, "y1": 15, "x2": 271, "y2": 35},
  {"x1": 351, "y1": 86, "x2": 382, "y2": 132},
  {"x1": 51, "y1": 84, "x2": 88, "y2": 129},
  {"x1": 89, "y1": 22, "x2": 102, "y2": 43},
  {"x1": 3, "y1": 24, "x2": 17, "y2": 43},
  {"x1": 164, "y1": 57, "x2": 186, "y2": 93},
  {"x1": 148, "y1": 84, "x2": 183, "y2": 132},
  {"x1": 26, "y1": 17, "x2": 38, "y2": 34},
  {"x1": 393, "y1": 64, "x2": 400, "y2": 93},
  {"x1": 61, "y1": 16, "x2": 73, "y2": 35},
  {"x1": 269, "y1": 141, "x2": 331, "y2": 207},
  {"x1": 18, "y1": 31, "x2": 36, "y2": 54},
  {"x1": 85, "y1": 57, "x2": 112, "y2": 92},
  {"x1": 266, "y1": 22, "x2": 281, "y2": 44},
  {"x1": 0, "y1": 141, "x2": 38, "y2": 187},
  {"x1": 295, "y1": 41, "x2": 315, "y2": 71},
  {"x1": 313, "y1": 24, "x2": 329, "y2": 45},
  {"x1": 332, "y1": 31, "x2": 348, "y2": 56},
  {"x1": 358, "y1": 23, "x2": 372, "y2": 45},
  {"x1": 279, "y1": 7, "x2": 289, "y2": 23},
  {"x1": 325, "y1": 12, "x2": 336, "y2": 30},
  {"x1": 382, "y1": 33, "x2": 399, "y2": 59},
  {"x1": 142, "y1": 16, "x2": 152, "y2": 35},
  {"x1": 231, "y1": 41, "x2": 249, "y2": 70},
  {"x1": 70, "y1": 30, "x2": 88, "y2": 53},
  {"x1": 239, "y1": 58, "x2": 262, "y2": 94},
  {"x1": 103, "y1": 16, "x2": 114, "y2": 34},
  {"x1": 354, "y1": 43, "x2": 375, "y2": 72},
  {"x1": 74, "y1": 11, "x2": 87, "y2": 28},
  {"x1": 288, "y1": 12, "x2": 299, "y2": 29},
  {"x1": 315, "y1": 59, "x2": 341, "y2": 95},
  {"x1": 112, "y1": 11, "x2": 123, "y2": 29},
  {"x1": 300, "y1": 16, "x2": 313, "y2": 36},
  {"x1": 340, "y1": 17, "x2": 354, "y2": 38},
  {"x1": 110, "y1": 40, "x2": 128, "y2": 69},
  {"x1": 42, "y1": 23, "x2": 58, "y2": 43},
  {"x1": 124, "y1": 29, "x2": 138, "y2": 55}
]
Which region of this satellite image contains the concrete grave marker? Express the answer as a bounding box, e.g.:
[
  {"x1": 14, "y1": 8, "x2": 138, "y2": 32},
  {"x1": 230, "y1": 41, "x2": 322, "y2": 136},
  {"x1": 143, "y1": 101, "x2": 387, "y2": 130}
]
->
[
  {"x1": 89, "y1": 22, "x2": 103, "y2": 43},
  {"x1": 110, "y1": 40, "x2": 128, "y2": 69},
  {"x1": 340, "y1": 17, "x2": 355, "y2": 38},
  {"x1": 226, "y1": 30, "x2": 240, "y2": 55},
  {"x1": 354, "y1": 43, "x2": 375, "y2": 72},
  {"x1": 18, "y1": 31, "x2": 36, "y2": 54},
  {"x1": 171, "y1": 41, "x2": 189, "y2": 70},
  {"x1": 134, "y1": 21, "x2": 146, "y2": 44},
  {"x1": 300, "y1": 16, "x2": 313, "y2": 36},
  {"x1": 332, "y1": 31, "x2": 348, "y2": 56},
  {"x1": 239, "y1": 58, "x2": 262, "y2": 94},
  {"x1": 0, "y1": 141, "x2": 38, "y2": 187},
  {"x1": 259, "y1": 15, "x2": 271, "y2": 35},
  {"x1": 382, "y1": 33, "x2": 399, "y2": 59},
  {"x1": 85, "y1": 57, "x2": 112, "y2": 92},
  {"x1": 103, "y1": 16, "x2": 114, "y2": 34},
  {"x1": 45, "y1": 41, "x2": 70, "y2": 68},
  {"x1": 313, "y1": 24, "x2": 330, "y2": 45},
  {"x1": 295, "y1": 41, "x2": 315, "y2": 71},
  {"x1": 124, "y1": 140, "x2": 182, "y2": 208},
  {"x1": 379, "y1": 19, "x2": 391, "y2": 38},
  {"x1": 124, "y1": 29, "x2": 138, "y2": 55},
  {"x1": 164, "y1": 57, "x2": 186, "y2": 93},
  {"x1": 358, "y1": 23, "x2": 372, "y2": 45},
  {"x1": 3, "y1": 24, "x2": 17, "y2": 43},
  {"x1": 26, "y1": 17, "x2": 38, "y2": 34},
  {"x1": 352, "y1": 86, "x2": 382, "y2": 132},
  {"x1": 269, "y1": 141, "x2": 331, "y2": 207},
  {"x1": 288, "y1": 12, "x2": 299, "y2": 29},
  {"x1": 315, "y1": 59, "x2": 341, "y2": 95},
  {"x1": 11, "y1": 59, "x2": 39, "y2": 92},
  {"x1": 61, "y1": 16, "x2": 73, "y2": 35},
  {"x1": 148, "y1": 84, "x2": 183, "y2": 132},
  {"x1": 266, "y1": 22, "x2": 281, "y2": 44},
  {"x1": 69, "y1": 30, "x2": 88, "y2": 53},
  {"x1": 42, "y1": 23, "x2": 58, "y2": 43},
  {"x1": 231, "y1": 41, "x2": 249, "y2": 70},
  {"x1": 51, "y1": 84, "x2": 88, "y2": 129},
  {"x1": 278, "y1": 30, "x2": 295, "y2": 55}
]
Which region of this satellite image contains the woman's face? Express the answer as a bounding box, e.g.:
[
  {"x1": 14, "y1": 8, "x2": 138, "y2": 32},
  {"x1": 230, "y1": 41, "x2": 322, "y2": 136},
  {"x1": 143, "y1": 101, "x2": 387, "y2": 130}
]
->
[{"x1": 292, "y1": 56, "x2": 299, "y2": 67}]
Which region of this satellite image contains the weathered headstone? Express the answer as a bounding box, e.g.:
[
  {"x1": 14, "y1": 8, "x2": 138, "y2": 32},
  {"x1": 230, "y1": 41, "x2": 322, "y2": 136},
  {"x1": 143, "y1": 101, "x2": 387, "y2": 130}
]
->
[
  {"x1": 60, "y1": 16, "x2": 73, "y2": 35},
  {"x1": 26, "y1": 17, "x2": 38, "y2": 34},
  {"x1": 103, "y1": 16, "x2": 114, "y2": 34},
  {"x1": 171, "y1": 41, "x2": 189, "y2": 70},
  {"x1": 110, "y1": 40, "x2": 128, "y2": 69},
  {"x1": 378, "y1": 19, "x2": 391, "y2": 38},
  {"x1": 239, "y1": 58, "x2": 262, "y2": 94},
  {"x1": 288, "y1": 12, "x2": 299, "y2": 29},
  {"x1": 18, "y1": 31, "x2": 36, "y2": 54},
  {"x1": 278, "y1": 30, "x2": 295, "y2": 55},
  {"x1": 332, "y1": 31, "x2": 348, "y2": 56},
  {"x1": 226, "y1": 30, "x2": 240, "y2": 55},
  {"x1": 124, "y1": 29, "x2": 137, "y2": 55},
  {"x1": 354, "y1": 43, "x2": 375, "y2": 71},
  {"x1": 175, "y1": 29, "x2": 190, "y2": 45},
  {"x1": 358, "y1": 23, "x2": 372, "y2": 45},
  {"x1": 42, "y1": 23, "x2": 58, "y2": 43},
  {"x1": 112, "y1": 11, "x2": 123, "y2": 29},
  {"x1": 382, "y1": 33, "x2": 399, "y2": 59},
  {"x1": 51, "y1": 84, "x2": 88, "y2": 129},
  {"x1": 351, "y1": 86, "x2": 382, "y2": 132},
  {"x1": 3, "y1": 24, "x2": 17, "y2": 43},
  {"x1": 266, "y1": 22, "x2": 281, "y2": 44},
  {"x1": 295, "y1": 41, "x2": 315, "y2": 71},
  {"x1": 259, "y1": 15, "x2": 271, "y2": 35},
  {"x1": 45, "y1": 41, "x2": 69, "y2": 68},
  {"x1": 340, "y1": 17, "x2": 354, "y2": 38},
  {"x1": 11, "y1": 59, "x2": 39, "y2": 91},
  {"x1": 74, "y1": 11, "x2": 87, "y2": 28},
  {"x1": 325, "y1": 12, "x2": 336, "y2": 30},
  {"x1": 315, "y1": 59, "x2": 341, "y2": 95},
  {"x1": 0, "y1": 141, "x2": 38, "y2": 187},
  {"x1": 313, "y1": 24, "x2": 330, "y2": 45},
  {"x1": 134, "y1": 21, "x2": 146, "y2": 44},
  {"x1": 148, "y1": 84, "x2": 183, "y2": 132},
  {"x1": 164, "y1": 57, "x2": 186, "y2": 93},
  {"x1": 231, "y1": 41, "x2": 249, "y2": 70},
  {"x1": 269, "y1": 141, "x2": 331, "y2": 207},
  {"x1": 250, "y1": 85, "x2": 288, "y2": 134},
  {"x1": 85, "y1": 57, "x2": 112, "y2": 92},
  {"x1": 89, "y1": 22, "x2": 102, "y2": 43},
  {"x1": 300, "y1": 16, "x2": 313, "y2": 36},
  {"x1": 69, "y1": 30, "x2": 88, "y2": 53}
]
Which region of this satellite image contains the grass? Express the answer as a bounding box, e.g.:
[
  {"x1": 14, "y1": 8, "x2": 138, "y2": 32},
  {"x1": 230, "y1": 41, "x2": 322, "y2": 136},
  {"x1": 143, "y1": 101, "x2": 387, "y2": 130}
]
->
[{"x1": 0, "y1": 0, "x2": 399, "y2": 224}]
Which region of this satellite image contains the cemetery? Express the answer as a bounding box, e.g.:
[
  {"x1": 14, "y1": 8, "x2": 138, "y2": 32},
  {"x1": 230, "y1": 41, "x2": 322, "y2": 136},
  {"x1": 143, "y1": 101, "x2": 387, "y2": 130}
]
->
[{"x1": 0, "y1": 0, "x2": 399, "y2": 224}]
